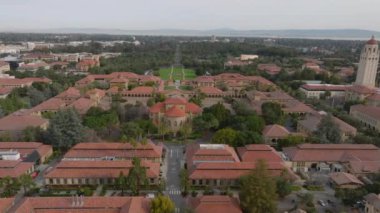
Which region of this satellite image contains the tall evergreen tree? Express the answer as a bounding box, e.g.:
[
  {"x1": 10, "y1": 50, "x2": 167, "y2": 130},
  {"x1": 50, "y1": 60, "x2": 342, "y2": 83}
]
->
[
  {"x1": 315, "y1": 114, "x2": 342, "y2": 144},
  {"x1": 127, "y1": 158, "x2": 148, "y2": 195},
  {"x1": 239, "y1": 160, "x2": 278, "y2": 213},
  {"x1": 45, "y1": 108, "x2": 84, "y2": 150}
]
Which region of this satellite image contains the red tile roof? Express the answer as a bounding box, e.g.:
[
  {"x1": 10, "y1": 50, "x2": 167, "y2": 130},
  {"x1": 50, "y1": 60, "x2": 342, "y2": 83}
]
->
[
  {"x1": 189, "y1": 162, "x2": 287, "y2": 180},
  {"x1": 262, "y1": 124, "x2": 290, "y2": 138},
  {"x1": 56, "y1": 87, "x2": 81, "y2": 99},
  {"x1": 64, "y1": 141, "x2": 163, "y2": 160},
  {"x1": 165, "y1": 106, "x2": 186, "y2": 117},
  {"x1": 189, "y1": 196, "x2": 242, "y2": 213},
  {"x1": 30, "y1": 98, "x2": 67, "y2": 112},
  {"x1": 283, "y1": 143, "x2": 380, "y2": 162},
  {"x1": 186, "y1": 144, "x2": 240, "y2": 167},
  {"x1": 349, "y1": 85, "x2": 376, "y2": 95},
  {"x1": 330, "y1": 172, "x2": 364, "y2": 186},
  {"x1": 0, "y1": 110, "x2": 48, "y2": 131},
  {"x1": 13, "y1": 196, "x2": 150, "y2": 213},
  {"x1": 350, "y1": 104, "x2": 380, "y2": 120},
  {"x1": 0, "y1": 160, "x2": 34, "y2": 178},
  {"x1": 45, "y1": 160, "x2": 160, "y2": 179},
  {"x1": 124, "y1": 86, "x2": 154, "y2": 94},
  {"x1": 301, "y1": 84, "x2": 349, "y2": 91},
  {"x1": 0, "y1": 87, "x2": 13, "y2": 95},
  {"x1": 69, "y1": 98, "x2": 93, "y2": 114},
  {"x1": 237, "y1": 144, "x2": 283, "y2": 163},
  {"x1": 86, "y1": 88, "x2": 106, "y2": 98},
  {"x1": 199, "y1": 86, "x2": 223, "y2": 94},
  {"x1": 367, "y1": 36, "x2": 378, "y2": 45},
  {"x1": 0, "y1": 142, "x2": 52, "y2": 160}
]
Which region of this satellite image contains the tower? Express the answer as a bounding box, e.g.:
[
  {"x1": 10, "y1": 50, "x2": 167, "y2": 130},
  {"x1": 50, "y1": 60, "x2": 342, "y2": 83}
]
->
[{"x1": 355, "y1": 36, "x2": 380, "y2": 87}]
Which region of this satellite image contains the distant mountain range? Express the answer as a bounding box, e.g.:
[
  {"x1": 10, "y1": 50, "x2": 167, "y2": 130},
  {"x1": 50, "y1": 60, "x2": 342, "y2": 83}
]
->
[{"x1": 1, "y1": 28, "x2": 379, "y2": 40}]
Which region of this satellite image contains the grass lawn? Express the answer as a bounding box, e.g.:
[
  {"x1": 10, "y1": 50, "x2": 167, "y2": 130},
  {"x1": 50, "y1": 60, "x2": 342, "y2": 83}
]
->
[{"x1": 159, "y1": 67, "x2": 196, "y2": 80}]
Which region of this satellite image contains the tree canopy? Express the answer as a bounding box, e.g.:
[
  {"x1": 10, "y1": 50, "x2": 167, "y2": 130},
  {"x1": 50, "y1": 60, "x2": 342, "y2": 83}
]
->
[
  {"x1": 44, "y1": 108, "x2": 85, "y2": 150},
  {"x1": 239, "y1": 160, "x2": 277, "y2": 213}
]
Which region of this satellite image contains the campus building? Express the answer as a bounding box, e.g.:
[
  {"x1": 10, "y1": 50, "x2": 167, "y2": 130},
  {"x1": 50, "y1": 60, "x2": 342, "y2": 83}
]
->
[
  {"x1": 0, "y1": 196, "x2": 150, "y2": 213},
  {"x1": 187, "y1": 195, "x2": 242, "y2": 213},
  {"x1": 355, "y1": 36, "x2": 379, "y2": 88},
  {"x1": 186, "y1": 144, "x2": 295, "y2": 188},
  {"x1": 0, "y1": 142, "x2": 52, "y2": 179},
  {"x1": 149, "y1": 97, "x2": 202, "y2": 132},
  {"x1": 283, "y1": 144, "x2": 380, "y2": 175},
  {"x1": 350, "y1": 104, "x2": 380, "y2": 131},
  {"x1": 63, "y1": 141, "x2": 164, "y2": 163},
  {"x1": 44, "y1": 160, "x2": 160, "y2": 186}
]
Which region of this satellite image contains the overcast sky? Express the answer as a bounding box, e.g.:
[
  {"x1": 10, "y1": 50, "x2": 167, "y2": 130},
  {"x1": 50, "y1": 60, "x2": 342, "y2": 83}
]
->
[{"x1": 1, "y1": 0, "x2": 380, "y2": 31}]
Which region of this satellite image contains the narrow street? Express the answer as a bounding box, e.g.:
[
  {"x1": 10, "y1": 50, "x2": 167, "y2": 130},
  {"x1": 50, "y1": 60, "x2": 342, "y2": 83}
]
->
[{"x1": 164, "y1": 144, "x2": 185, "y2": 213}]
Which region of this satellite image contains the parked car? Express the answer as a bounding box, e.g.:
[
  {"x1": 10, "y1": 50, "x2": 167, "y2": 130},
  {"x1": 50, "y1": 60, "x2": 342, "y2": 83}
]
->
[{"x1": 318, "y1": 200, "x2": 326, "y2": 206}]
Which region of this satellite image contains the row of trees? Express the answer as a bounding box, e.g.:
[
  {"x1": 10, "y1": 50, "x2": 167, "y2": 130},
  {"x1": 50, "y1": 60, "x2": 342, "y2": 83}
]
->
[{"x1": 0, "y1": 174, "x2": 35, "y2": 198}]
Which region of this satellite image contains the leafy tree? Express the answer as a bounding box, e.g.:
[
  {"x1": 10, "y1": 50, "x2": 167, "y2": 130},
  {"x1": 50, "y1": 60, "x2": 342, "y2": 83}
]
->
[
  {"x1": 179, "y1": 169, "x2": 190, "y2": 193},
  {"x1": 277, "y1": 135, "x2": 304, "y2": 150},
  {"x1": 158, "y1": 122, "x2": 170, "y2": 141},
  {"x1": 235, "y1": 130, "x2": 263, "y2": 147},
  {"x1": 127, "y1": 158, "x2": 148, "y2": 195},
  {"x1": 211, "y1": 128, "x2": 238, "y2": 146},
  {"x1": 314, "y1": 114, "x2": 341, "y2": 144},
  {"x1": 192, "y1": 113, "x2": 219, "y2": 133},
  {"x1": 150, "y1": 195, "x2": 175, "y2": 213},
  {"x1": 239, "y1": 160, "x2": 277, "y2": 213},
  {"x1": 179, "y1": 123, "x2": 192, "y2": 143},
  {"x1": 261, "y1": 102, "x2": 283, "y2": 125},
  {"x1": 1, "y1": 176, "x2": 21, "y2": 197},
  {"x1": 83, "y1": 107, "x2": 119, "y2": 132},
  {"x1": 115, "y1": 171, "x2": 128, "y2": 196},
  {"x1": 203, "y1": 103, "x2": 230, "y2": 126},
  {"x1": 335, "y1": 188, "x2": 368, "y2": 206},
  {"x1": 19, "y1": 174, "x2": 36, "y2": 194},
  {"x1": 276, "y1": 176, "x2": 292, "y2": 198},
  {"x1": 44, "y1": 108, "x2": 84, "y2": 150},
  {"x1": 122, "y1": 122, "x2": 143, "y2": 140}
]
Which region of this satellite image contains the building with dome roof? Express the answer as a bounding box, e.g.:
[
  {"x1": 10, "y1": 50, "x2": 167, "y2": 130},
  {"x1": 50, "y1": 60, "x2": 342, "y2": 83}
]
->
[
  {"x1": 355, "y1": 36, "x2": 379, "y2": 88},
  {"x1": 149, "y1": 97, "x2": 202, "y2": 132}
]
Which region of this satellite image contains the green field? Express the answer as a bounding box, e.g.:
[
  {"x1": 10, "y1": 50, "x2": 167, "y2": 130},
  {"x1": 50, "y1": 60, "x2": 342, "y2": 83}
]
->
[{"x1": 159, "y1": 67, "x2": 196, "y2": 81}]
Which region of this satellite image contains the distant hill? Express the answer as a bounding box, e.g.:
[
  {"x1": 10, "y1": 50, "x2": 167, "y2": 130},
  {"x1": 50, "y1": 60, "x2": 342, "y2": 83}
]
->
[{"x1": 1, "y1": 28, "x2": 379, "y2": 40}]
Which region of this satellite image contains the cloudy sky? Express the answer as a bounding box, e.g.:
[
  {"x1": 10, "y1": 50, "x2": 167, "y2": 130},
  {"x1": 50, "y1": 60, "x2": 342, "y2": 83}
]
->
[{"x1": 1, "y1": 0, "x2": 379, "y2": 31}]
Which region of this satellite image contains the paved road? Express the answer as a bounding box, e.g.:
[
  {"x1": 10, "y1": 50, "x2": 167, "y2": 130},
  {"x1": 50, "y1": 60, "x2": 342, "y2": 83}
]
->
[{"x1": 164, "y1": 144, "x2": 185, "y2": 213}]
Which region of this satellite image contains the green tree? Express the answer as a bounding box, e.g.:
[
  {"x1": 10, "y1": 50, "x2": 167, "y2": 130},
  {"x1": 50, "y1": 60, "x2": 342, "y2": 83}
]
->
[
  {"x1": 1, "y1": 176, "x2": 21, "y2": 197},
  {"x1": 261, "y1": 102, "x2": 283, "y2": 125},
  {"x1": 158, "y1": 122, "x2": 170, "y2": 141},
  {"x1": 211, "y1": 128, "x2": 238, "y2": 146},
  {"x1": 83, "y1": 107, "x2": 119, "y2": 133},
  {"x1": 276, "y1": 176, "x2": 292, "y2": 198},
  {"x1": 277, "y1": 135, "x2": 304, "y2": 150},
  {"x1": 19, "y1": 174, "x2": 36, "y2": 194},
  {"x1": 127, "y1": 158, "x2": 148, "y2": 195},
  {"x1": 115, "y1": 171, "x2": 128, "y2": 196},
  {"x1": 203, "y1": 103, "x2": 231, "y2": 126},
  {"x1": 239, "y1": 160, "x2": 277, "y2": 213},
  {"x1": 44, "y1": 108, "x2": 84, "y2": 150},
  {"x1": 179, "y1": 123, "x2": 192, "y2": 143},
  {"x1": 192, "y1": 113, "x2": 219, "y2": 133},
  {"x1": 314, "y1": 114, "x2": 342, "y2": 144},
  {"x1": 179, "y1": 169, "x2": 190, "y2": 193},
  {"x1": 122, "y1": 122, "x2": 143, "y2": 140},
  {"x1": 150, "y1": 195, "x2": 175, "y2": 213}
]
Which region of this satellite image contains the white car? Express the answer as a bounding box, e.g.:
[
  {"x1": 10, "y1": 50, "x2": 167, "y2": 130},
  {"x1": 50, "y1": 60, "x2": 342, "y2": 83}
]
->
[
  {"x1": 146, "y1": 193, "x2": 155, "y2": 199},
  {"x1": 318, "y1": 200, "x2": 326, "y2": 207}
]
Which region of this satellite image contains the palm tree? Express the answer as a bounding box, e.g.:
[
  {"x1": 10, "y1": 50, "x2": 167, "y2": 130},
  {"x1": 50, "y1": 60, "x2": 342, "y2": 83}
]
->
[{"x1": 115, "y1": 172, "x2": 128, "y2": 196}]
